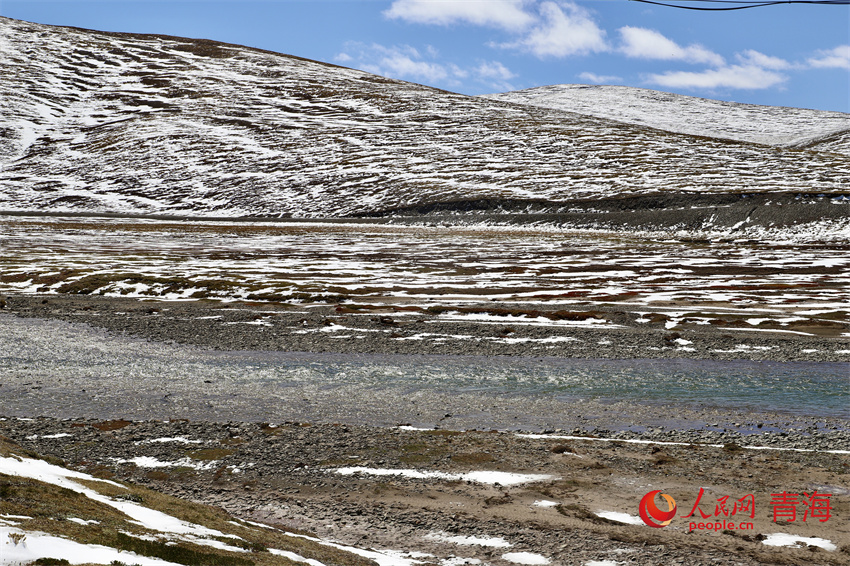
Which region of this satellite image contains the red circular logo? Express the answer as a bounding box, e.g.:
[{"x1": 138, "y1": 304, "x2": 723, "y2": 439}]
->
[{"x1": 639, "y1": 490, "x2": 677, "y2": 528}]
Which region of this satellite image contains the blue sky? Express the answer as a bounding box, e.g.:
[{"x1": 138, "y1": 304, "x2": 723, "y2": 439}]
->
[{"x1": 2, "y1": 1, "x2": 848, "y2": 111}]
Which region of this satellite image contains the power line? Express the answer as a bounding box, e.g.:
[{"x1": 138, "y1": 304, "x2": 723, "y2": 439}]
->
[{"x1": 629, "y1": 0, "x2": 850, "y2": 9}]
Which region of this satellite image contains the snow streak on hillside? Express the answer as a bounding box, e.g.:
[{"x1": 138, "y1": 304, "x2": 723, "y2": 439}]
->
[
  {"x1": 0, "y1": 17, "x2": 848, "y2": 218},
  {"x1": 484, "y1": 85, "x2": 850, "y2": 154}
]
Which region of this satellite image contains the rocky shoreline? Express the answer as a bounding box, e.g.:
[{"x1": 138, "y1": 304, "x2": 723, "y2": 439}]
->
[
  {"x1": 3, "y1": 294, "x2": 849, "y2": 363},
  {"x1": 1, "y1": 294, "x2": 848, "y2": 436}
]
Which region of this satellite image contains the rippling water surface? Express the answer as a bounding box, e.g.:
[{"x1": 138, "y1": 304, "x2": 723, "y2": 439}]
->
[{"x1": 2, "y1": 315, "x2": 847, "y2": 419}]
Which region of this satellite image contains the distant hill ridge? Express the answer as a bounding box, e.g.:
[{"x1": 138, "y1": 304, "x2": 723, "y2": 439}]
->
[
  {"x1": 1, "y1": 17, "x2": 848, "y2": 218},
  {"x1": 483, "y1": 85, "x2": 850, "y2": 152}
]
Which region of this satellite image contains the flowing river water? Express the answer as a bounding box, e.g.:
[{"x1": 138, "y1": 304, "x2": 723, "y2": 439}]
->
[{"x1": 2, "y1": 314, "x2": 847, "y2": 431}]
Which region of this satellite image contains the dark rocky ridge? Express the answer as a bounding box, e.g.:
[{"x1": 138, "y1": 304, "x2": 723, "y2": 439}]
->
[
  {"x1": 362, "y1": 192, "x2": 850, "y2": 234},
  {"x1": 4, "y1": 191, "x2": 849, "y2": 236}
]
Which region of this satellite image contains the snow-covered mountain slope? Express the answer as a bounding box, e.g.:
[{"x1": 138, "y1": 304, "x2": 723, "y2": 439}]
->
[
  {"x1": 483, "y1": 84, "x2": 850, "y2": 153},
  {"x1": 1, "y1": 17, "x2": 847, "y2": 218}
]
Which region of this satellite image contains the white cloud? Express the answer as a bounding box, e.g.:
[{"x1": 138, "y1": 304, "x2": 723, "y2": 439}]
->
[
  {"x1": 807, "y1": 45, "x2": 850, "y2": 70},
  {"x1": 385, "y1": 0, "x2": 535, "y2": 31},
  {"x1": 449, "y1": 63, "x2": 470, "y2": 79},
  {"x1": 499, "y1": 1, "x2": 608, "y2": 58},
  {"x1": 641, "y1": 45, "x2": 849, "y2": 93},
  {"x1": 381, "y1": 53, "x2": 450, "y2": 82},
  {"x1": 735, "y1": 49, "x2": 792, "y2": 70},
  {"x1": 336, "y1": 43, "x2": 516, "y2": 90},
  {"x1": 474, "y1": 61, "x2": 518, "y2": 91},
  {"x1": 337, "y1": 42, "x2": 460, "y2": 84},
  {"x1": 578, "y1": 71, "x2": 622, "y2": 84},
  {"x1": 618, "y1": 27, "x2": 724, "y2": 66},
  {"x1": 647, "y1": 65, "x2": 787, "y2": 90},
  {"x1": 476, "y1": 61, "x2": 517, "y2": 81},
  {"x1": 387, "y1": 1, "x2": 607, "y2": 60}
]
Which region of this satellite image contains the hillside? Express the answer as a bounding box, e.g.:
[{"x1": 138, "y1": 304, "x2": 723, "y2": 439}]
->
[
  {"x1": 483, "y1": 84, "x2": 850, "y2": 153},
  {"x1": 1, "y1": 16, "x2": 848, "y2": 219}
]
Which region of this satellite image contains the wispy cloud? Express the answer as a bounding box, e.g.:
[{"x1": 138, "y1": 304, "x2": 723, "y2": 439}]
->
[
  {"x1": 336, "y1": 43, "x2": 517, "y2": 91},
  {"x1": 384, "y1": 0, "x2": 534, "y2": 31},
  {"x1": 475, "y1": 61, "x2": 517, "y2": 81},
  {"x1": 474, "y1": 61, "x2": 518, "y2": 91},
  {"x1": 336, "y1": 43, "x2": 458, "y2": 84},
  {"x1": 647, "y1": 65, "x2": 787, "y2": 91},
  {"x1": 578, "y1": 72, "x2": 622, "y2": 84},
  {"x1": 807, "y1": 45, "x2": 850, "y2": 70},
  {"x1": 735, "y1": 49, "x2": 795, "y2": 71},
  {"x1": 497, "y1": 1, "x2": 608, "y2": 58},
  {"x1": 618, "y1": 27, "x2": 723, "y2": 66},
  {"x1": 642, "y1": 44, "x2": 848, "y2": 92}
]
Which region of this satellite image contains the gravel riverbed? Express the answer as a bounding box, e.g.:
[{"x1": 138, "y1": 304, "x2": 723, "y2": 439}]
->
[{"x1": 1, "y1": 293, "x2": 848, "y2": 565}]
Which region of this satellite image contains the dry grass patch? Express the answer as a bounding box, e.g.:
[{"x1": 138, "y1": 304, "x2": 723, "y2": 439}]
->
[{"x1": 0, "y1": 438, "x2": 378, "y2": 566}]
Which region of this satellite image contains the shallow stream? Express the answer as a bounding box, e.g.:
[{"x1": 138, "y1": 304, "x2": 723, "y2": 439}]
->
[{"x1": 2, "y1": 314, "x2": 847, "y2": 429}]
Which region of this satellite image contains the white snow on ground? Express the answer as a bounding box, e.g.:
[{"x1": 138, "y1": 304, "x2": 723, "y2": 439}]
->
[
  {"x1": 595, "y1": 511, "x2": 645, "y2": 525},
  {"x1": 0, "y1": 527, "x2": 183, "y2": 566},
  {"x1": 484, "y1": 84, "x2": 850, "y2": 151},
  {"x1": 431, "y1": 312, "x2": 617, "y2": 328},
  {"x1": 501, "y1": 551, "x2": 551, "y2": 565},
  {"x1": 425, "y1": 532, "x2": 512, "y2": 547},
  {"x1": 111, "y1": 456, "x2": 218, "y2": 470},
  {"x1": 762, "y1": 533, "x2": 837, "y2": 551},
  {"x1": 0, "y1": 455, "x2": 243, "y2": 545},
  {"x1": 66, "y1": 518, "x2": 99, "y2": 526},
  {"x1": 397, "y1": 331, "x2": 581, "y2": 345},
  {"x1": 532, "y1": 500, "x2": 559, "y2": 508},
  {"x1": 0, "y1": 454, "x2": 441, "y2": 565},
  {"x1": 0, "y1": 454, "x2": 126, "y2": 491},
  {"x1": 137, "y1": 436, "x2": 203, "y2": 444},
  {"x1": 333, "y1": 466, "x2": 555, "y2": 486},
  {"x1": 3, "y1": 218, "x2": 846, "y2": 343},
  {"x1": 283, "y1": 531, "x2": 433, "y2": 566}
]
